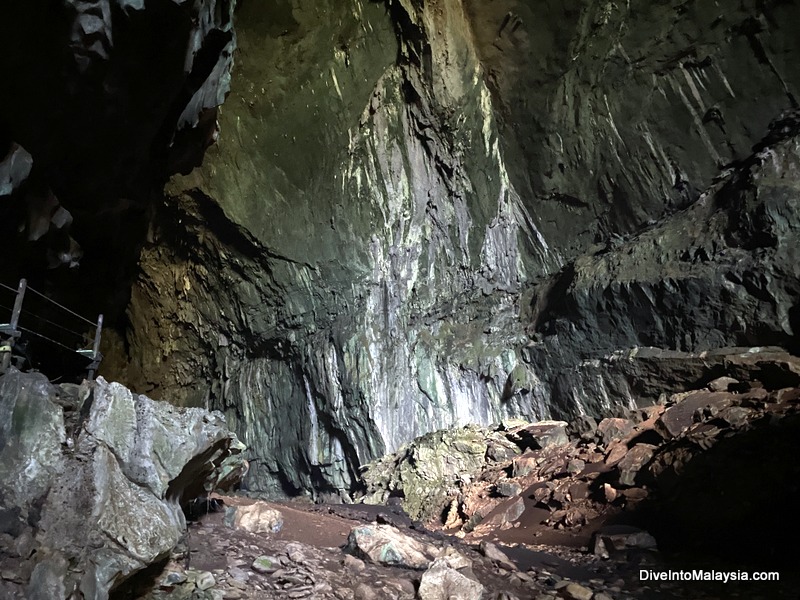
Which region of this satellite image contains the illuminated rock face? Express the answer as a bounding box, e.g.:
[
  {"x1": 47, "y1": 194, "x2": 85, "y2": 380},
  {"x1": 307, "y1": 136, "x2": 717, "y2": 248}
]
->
[{"x1": 3, "y1": 1, "x2": 800, "y2": 497}]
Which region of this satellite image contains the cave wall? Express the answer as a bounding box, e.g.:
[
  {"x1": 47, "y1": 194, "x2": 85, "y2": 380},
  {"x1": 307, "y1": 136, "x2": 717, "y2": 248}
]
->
[
  {"x1": 123, "y1": 0, "x2": 800, "y2": 495},
  {"x1": 125, "y1": 0, "x2": 561, "y2": 496},
  {"x1": 0, "y1": 0, "x2": 236, "y2": 326},
  {"x1": 67, "y1": 0, "x2": 800, "y2": 496}
]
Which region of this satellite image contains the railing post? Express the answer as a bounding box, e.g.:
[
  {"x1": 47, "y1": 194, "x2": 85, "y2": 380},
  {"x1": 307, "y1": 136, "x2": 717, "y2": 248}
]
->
[
  {"x1": 1, "y1": 279, "x2": 26, "y2": 374},
  {"x1": 87, "y1": 313, "x2": 103, "y2": 380}
]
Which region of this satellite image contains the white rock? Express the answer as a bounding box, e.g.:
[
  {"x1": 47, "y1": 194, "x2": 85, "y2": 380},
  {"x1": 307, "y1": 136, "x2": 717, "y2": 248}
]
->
[
  {"x1": 225, "y1": 502, "x2": 283, "y2": 534},
  {"x1": 418, "y1": 548, "x2": 484, "y2": 600}
]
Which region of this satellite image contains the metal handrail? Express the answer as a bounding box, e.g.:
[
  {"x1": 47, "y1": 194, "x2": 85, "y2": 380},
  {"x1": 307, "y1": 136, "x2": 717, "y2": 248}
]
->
[{"x1": 0, "y1": 278, "x2": 103, "y2": 379}]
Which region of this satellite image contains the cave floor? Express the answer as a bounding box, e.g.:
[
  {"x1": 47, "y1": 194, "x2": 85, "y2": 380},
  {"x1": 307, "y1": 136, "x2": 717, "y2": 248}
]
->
[{"x1": 114, "y1": 494, "x2": 794, "y2": 600}]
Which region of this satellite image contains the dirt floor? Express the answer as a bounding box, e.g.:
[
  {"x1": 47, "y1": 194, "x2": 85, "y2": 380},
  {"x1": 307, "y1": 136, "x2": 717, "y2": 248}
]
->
[{"x1": 107, "y1": 492, "x2": 798, "y2": 600}]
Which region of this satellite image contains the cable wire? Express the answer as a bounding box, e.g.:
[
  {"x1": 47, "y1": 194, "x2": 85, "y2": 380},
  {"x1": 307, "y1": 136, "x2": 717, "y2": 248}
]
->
[
  {"x1": 19, "y1": 309, "x2": 88, "y2": 340},
  {"x1": 18, "y1": 326, "x2": 92, "y2": 356},
  {"x1": 0, "y1": 281, "x2": 19, "y2": 295},
  {"x1": 25, "y1": 285, "x2": 96, "y2": 326}
]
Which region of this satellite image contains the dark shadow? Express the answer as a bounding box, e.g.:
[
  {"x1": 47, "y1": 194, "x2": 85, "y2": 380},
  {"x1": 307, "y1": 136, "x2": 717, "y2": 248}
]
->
[
  {"x1": 630, "y1": 412, "x2": 800, "y2": 573},
  {"x1": 108, "y1": 556, "x2": 169, "y2": 600}
]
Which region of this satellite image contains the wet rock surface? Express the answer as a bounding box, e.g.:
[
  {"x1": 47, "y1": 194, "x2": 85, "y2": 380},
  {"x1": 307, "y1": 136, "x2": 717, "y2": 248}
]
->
[
  {"x1": 0, "y1": 5, "x2": 799, "y2": 595},
  {"x1": 1, "y1": 369, "x2": 794, "y2": 599}
]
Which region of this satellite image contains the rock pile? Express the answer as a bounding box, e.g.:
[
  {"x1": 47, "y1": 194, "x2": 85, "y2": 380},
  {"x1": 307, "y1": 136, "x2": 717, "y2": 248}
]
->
[{"x1": 359, "y1": 350, "x2": 800, "y2": 560}]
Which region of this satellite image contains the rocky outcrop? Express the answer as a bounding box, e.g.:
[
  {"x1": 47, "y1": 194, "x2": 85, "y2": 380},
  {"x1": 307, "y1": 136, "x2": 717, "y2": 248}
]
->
[
  {"x1": 360, "y1": 424, "x2": 521, "y2": 521},
  {"x1": 0, "y1": 370, "x2": 245, "y2": 600},
  {"x1": 1, "y1": 0, "x2": 798, "y2": 502}
]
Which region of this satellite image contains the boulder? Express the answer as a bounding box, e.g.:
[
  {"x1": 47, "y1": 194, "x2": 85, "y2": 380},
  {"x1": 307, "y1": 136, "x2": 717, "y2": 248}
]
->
[
  {"x1": 418, "y1": 548, "x2": 484, "y2": 600},
  {"x1": 360, "y1": 425, "x2": 517, "y2": 521},
  {"x1": 593, "y1": 525, "x2": 658, "y2": 559},
  {"x1": 512, "y1": 453, "x2": 540, "y2": 478},
  {"x1": 519, "y1": 421, "x2": 570, "y2": 449},
  {"x1": 224, "y1": 502, "x2": 283, "y2": 534},
  {"x1": 707, "y1": 376, "x2": 739, "y2": 392},
  {"x1": 596, "y1": 418, "x2": 635, "y2": 446},
  {"x1": 604, "y1": 441, "x2": 628, "y2": 467},
  {"x1": 617, "y1": 444, "x2": 656, "y2": 486},
  {"x1": 344, "y1": 524, "x2": 437, "y2": 570},
  {"x1": 566, "y1": 415, "x2": 598, "y2": 442},
  {"x1": 656, "y1": 391, "x2": 733, "y2": 438},
  {"x1": 251, "y1": 556, "x2": 281, "y2": 575},
  {"x1": 0, "y1": 371, "x2": 244, "y2": 600},
  {"x1": 495, "y1": 481, "x2": 523, "y2": 497}
]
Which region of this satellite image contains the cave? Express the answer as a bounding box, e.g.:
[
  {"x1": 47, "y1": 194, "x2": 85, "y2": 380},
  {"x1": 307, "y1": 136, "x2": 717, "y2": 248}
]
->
[{"x1": 1, "y1": 0, "x2": 799, "y2": 599}]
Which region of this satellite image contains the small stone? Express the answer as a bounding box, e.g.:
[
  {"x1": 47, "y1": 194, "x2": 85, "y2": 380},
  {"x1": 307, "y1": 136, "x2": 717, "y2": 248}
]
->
[
  {"x1": 621, "y1": 487, "x2": 648, "y2": 501},
  {"x1": 1, "y1": 570, "x2": 23, "y2": 583},
  {"x1": 227, "y1": 566, "x2": 249, "y2": 583},
  {"x1": 707, "y1": 376, "x2": 738, "y2": 392},
  {"x1": 355, "y1": 583, "x2": 379, "y2": 600},
  {"x1": 567, "y1": 459, "x2": 586, "y2": 475},
  {"x1": 496, "y1": 480, "x2": 523, "y2": 497},
  {"x1": 603, "y1": 483, "x2": 618, "y2": 503},
  {"x1": 343, "y1": 554, "x2": 366, "y2": 571},
  {"x1": 479, "y1": 541, "x2": 516, "y2": 571},
  {"x1": 559, "y1": 582, "x2": 593, "y2": 600},
  {"x1": 285, "y1": 542, "x2": 308, "y2": 563},
  {"x1": 595, "y1": 593, "x2": 615, "y2": 600},
  {"x1": 161, "y1": 571, "x2": 188, "y2": 586},
  {"x1": 252, "y1": 555, "x2": 280, "y2": 574},
  {"x1": 195, "y1": 571, "x2": 216, "y2": 591}
]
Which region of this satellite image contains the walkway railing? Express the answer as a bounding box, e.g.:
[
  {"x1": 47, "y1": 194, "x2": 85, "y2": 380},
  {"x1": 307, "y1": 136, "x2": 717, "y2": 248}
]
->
[{"x1": 0, "y1": 278, "x2": 103, "y2": 379}]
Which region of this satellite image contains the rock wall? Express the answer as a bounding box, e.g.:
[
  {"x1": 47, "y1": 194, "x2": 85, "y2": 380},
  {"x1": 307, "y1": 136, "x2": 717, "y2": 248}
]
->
[
  {"x1": 1, "y1": 0, "x2": 794, "y2": 498},
  {"x1": 120, "y1": 0, "x2": 800, "y2": 498},
  {"x1": 0, "y1": 0, "x2": 236, "y2": 321}
]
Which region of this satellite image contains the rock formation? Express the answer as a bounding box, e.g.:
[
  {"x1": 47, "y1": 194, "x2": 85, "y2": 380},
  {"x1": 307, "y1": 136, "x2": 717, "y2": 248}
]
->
[
  {"x1": 1, "y1": 0, "x2": 799, "y2": 518},
  {"x1": 358, "y1": 354, "x2": 800, "y2": 570},
  {"x1": 120, "y1": 0, "x2": 800, "y2": 497},
  {"x1": 0, "y1": 370, "x2": 245, "y2": 600}
]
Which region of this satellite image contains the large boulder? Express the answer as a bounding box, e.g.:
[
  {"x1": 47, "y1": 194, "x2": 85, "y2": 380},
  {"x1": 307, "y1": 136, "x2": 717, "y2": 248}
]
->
[
  {"x1": 360, "y1": 424, "x2": 521, "y2": 521},
  {"x1": 418, "y1": 548, "x2": 485, "y2": 600},
  {"x1": 0, "y1": 371, "x2": 245, "y2": 600},
  {"x1": 344, "y1": 524, "x2": 438, "y2": 570}
]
